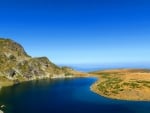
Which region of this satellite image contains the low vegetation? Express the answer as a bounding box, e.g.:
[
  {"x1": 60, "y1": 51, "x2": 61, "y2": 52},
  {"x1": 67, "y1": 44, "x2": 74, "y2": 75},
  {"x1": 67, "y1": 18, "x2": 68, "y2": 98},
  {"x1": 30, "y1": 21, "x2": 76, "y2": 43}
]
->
[{"x1": 91, "y1": 69, "x2": 150, "y2": 101}]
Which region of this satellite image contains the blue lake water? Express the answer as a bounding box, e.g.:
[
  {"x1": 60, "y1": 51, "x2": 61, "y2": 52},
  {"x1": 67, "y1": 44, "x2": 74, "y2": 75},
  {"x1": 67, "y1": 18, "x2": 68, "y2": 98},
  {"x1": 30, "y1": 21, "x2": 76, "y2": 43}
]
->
[{"x1": 0, "y1": 77, "x2": 150, "y2": 113}]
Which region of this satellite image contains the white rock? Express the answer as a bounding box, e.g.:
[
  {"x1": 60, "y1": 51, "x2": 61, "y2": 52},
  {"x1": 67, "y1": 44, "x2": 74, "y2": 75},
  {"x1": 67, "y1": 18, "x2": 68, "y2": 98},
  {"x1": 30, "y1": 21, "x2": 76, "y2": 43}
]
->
[
  {"x1": 1, "y1": 105, "x2": 5, "y2": 108},
  {"x1": 0, "y1": 110, "x2": 4, "y2": 113}
]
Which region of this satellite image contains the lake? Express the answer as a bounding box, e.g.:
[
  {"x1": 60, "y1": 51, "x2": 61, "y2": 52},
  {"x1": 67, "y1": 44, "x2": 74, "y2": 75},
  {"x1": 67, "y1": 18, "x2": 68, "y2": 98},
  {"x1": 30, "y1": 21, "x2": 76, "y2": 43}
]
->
[{"x1": 0, "y1": 77, "x2": 150, "y2": 113}]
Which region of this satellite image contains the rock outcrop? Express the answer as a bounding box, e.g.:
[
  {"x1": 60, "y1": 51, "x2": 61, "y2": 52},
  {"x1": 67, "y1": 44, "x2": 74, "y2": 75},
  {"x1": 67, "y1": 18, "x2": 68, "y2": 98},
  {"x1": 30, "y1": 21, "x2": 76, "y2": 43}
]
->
[{"x1": 0, "y1": 38, "x2": 84, "y2": 87}]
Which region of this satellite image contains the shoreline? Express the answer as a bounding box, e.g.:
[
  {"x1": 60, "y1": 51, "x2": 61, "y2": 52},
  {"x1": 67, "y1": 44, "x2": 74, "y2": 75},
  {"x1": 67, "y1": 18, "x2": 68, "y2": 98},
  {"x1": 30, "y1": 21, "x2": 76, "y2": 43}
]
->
[
  {"x1": 1, "y1": 72, "x2": 150, "y2": 102},
  {"x1": 0, "y1": 74, "x2": 90, "y2": 89},
  {"x1": 0, "y1": 75, "x2": 71, "y2": 88}
]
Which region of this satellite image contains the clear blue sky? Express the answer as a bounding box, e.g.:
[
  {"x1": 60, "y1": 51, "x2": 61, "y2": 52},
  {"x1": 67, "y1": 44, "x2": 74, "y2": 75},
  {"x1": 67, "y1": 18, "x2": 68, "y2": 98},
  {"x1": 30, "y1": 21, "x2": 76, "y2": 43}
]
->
[{"x1": 0, "y1": 0, "x2": 150, "y2": 65}]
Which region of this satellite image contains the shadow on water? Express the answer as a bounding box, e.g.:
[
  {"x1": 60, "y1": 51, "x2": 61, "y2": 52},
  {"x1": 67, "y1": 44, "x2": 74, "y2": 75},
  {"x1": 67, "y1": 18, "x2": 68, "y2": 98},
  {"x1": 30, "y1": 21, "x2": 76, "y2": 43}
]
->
[{"x1": 0, "y1": 77, "x2": 150, "y2": 113}]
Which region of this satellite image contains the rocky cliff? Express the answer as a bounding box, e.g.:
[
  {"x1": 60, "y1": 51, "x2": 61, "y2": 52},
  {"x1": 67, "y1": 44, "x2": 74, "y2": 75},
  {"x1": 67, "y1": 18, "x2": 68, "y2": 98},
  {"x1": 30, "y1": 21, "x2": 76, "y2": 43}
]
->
[{"x1": 0, "y1": 38, "x2": 84, "y2": 87}]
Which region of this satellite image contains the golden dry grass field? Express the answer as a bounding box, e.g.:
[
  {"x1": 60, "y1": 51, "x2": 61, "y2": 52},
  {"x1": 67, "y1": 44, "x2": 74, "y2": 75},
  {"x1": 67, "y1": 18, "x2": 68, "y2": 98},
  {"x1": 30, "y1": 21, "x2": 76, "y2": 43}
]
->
[{"x1": 90, "y1": 69, "x2": 150, "y2": 101}]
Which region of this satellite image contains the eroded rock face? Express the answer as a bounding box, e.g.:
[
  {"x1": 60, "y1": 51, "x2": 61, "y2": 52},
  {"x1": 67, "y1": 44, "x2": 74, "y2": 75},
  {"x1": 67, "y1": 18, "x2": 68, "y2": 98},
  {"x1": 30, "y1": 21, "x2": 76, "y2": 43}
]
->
[
  {"x1": 0, "y1": 38, "x2": 30, "y2": 60},
  {"x1": 0, "y1": 38, "x2": 81, "y2": 85}
]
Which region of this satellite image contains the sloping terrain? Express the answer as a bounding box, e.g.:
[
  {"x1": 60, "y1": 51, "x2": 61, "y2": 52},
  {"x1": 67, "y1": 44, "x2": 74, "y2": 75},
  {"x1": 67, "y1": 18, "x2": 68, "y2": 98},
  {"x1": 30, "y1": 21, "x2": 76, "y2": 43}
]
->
[
  {"x1": 0, "y1": 38, "x2": 85, "y2": 87},
  {"x1": 91, "y1": 69, "x2": 150, "y2": 101}
]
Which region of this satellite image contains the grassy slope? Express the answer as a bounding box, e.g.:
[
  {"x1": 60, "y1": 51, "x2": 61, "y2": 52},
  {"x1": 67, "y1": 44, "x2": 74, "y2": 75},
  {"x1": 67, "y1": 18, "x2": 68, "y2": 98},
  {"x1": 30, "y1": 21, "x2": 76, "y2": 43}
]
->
[{"x1": 90, "y1": 69, "x2": 150, "y2": 101}]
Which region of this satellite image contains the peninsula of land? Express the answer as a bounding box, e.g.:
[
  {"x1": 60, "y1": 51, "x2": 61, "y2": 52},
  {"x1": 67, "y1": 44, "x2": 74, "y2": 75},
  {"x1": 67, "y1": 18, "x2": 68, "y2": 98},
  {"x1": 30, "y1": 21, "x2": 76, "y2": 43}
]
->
[{"x1": 90, "y1": 69, "x2": 150, "y2": 101}]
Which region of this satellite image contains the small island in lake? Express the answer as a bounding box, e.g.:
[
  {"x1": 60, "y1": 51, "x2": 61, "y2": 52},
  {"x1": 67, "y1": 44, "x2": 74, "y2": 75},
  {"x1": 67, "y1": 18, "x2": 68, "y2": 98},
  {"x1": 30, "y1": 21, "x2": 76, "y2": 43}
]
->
[{"x1": 90, "y1": 69, "x2": 150, "y2": 101}]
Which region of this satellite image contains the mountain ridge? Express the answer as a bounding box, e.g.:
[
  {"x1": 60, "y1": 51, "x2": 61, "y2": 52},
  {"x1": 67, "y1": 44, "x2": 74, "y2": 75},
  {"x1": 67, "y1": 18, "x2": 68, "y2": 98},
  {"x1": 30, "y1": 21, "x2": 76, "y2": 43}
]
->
[{"x1": 0, "y1": 38, "x2": 85, "y2": 87}]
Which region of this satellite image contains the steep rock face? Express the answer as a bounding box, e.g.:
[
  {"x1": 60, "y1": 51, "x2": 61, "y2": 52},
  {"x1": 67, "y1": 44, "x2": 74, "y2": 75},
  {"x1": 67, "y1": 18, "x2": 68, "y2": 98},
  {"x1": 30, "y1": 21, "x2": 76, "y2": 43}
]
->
[
  {"x1": 0, "y1": 38, "x2": 30, "y2": 60},
  {"x1": 0, "y1": 38, "x2": 83, "y2": 86}
]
